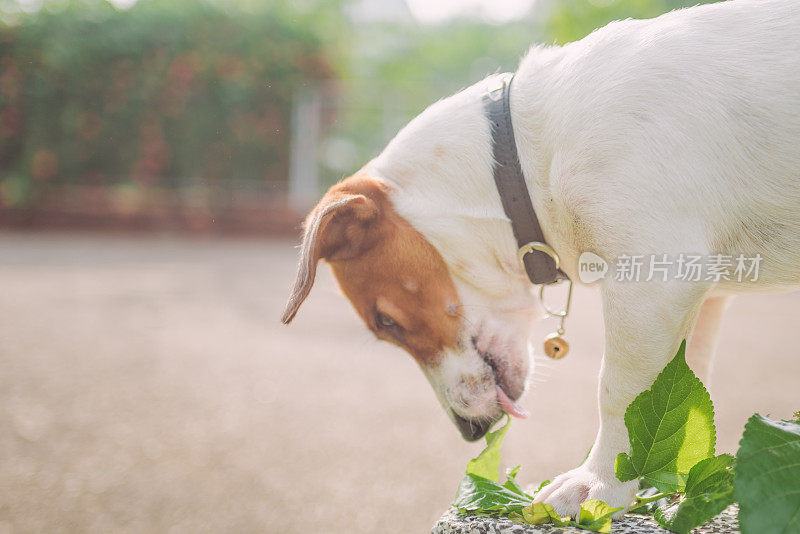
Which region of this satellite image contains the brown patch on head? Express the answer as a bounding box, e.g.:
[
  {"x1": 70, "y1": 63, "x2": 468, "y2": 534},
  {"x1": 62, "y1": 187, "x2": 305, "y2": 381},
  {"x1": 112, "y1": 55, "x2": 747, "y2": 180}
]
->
[{"x1": 282, "y1": 175, "x2": 461, "y2": 365}]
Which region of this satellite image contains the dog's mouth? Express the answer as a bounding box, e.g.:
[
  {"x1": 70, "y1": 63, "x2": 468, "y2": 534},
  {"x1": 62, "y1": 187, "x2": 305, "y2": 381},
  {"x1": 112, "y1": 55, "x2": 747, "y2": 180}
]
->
[
  {"x1": 452, "y1": 411, "x2": 498, "y2": 442},
  {"x1": 472, "y1": 336, "x2": 529, "y2": 418},
  {"x1": 481, "y1": 351, "x2": 530, "y2": 419},
  {"x1": 448, "y1": 342, "x2": 529, "y2": 441},
  {"x1": 451, "y1": 387, "x2": 527, "y2": 441}
]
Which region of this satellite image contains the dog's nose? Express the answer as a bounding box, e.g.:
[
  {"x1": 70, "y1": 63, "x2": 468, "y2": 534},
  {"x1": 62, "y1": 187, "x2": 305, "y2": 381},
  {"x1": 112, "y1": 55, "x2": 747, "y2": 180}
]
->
[{"x1": 452, "y1": 412, "x2": 499, "y2": 442}]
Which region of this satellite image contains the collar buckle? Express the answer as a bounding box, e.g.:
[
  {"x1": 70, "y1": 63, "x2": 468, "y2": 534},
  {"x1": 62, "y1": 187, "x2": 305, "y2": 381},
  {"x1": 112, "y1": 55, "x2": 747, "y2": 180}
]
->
[{"x1": 518, "y1": 241, "x2": 560, "y2": 271}]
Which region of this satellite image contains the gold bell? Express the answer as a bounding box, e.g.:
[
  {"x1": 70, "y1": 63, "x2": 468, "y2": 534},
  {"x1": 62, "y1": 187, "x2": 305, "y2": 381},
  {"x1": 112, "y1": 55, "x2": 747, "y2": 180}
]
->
[
  {"x1": 538, "y1": 280, "x2": 572, "y2": 360},
  {"x1": 544, "y1": 332, "x2": 569, "y2": 359}
]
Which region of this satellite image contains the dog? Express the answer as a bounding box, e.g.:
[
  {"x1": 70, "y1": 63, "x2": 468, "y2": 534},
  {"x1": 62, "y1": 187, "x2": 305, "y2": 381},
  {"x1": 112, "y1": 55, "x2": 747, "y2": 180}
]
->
[{"x1": 282, "y1": 0, "x2": 800, "y2": 516}]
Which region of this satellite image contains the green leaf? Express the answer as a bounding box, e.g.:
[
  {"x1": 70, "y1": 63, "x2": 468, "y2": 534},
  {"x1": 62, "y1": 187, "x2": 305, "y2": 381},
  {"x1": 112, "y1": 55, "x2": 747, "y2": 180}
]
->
[
  {"x1": 522, "y1": 502, "x2": 560, "y2": 525},
  {"x1": 507, "y1": 511, "x2": 526, "y2": 523},
  {"x1": 535, "y1": 502, "x2": 570, "y2": 526},
  {"x1": 575, "y1": 499, "x2": 623, "y2": 533},
  {"x1": 509, "y1": 500, "x2": 619, "y2": 532},
  {"x1": 653, "y1": 454, "x2": 735, "y2": 534},
  {"x1": 615, "y1": 340, "x2": 716, "y2": 494},
  {"x1": 735, "y1": 414, "x2": 800, "y2": 534},
  {"x1": 502, "y1": 465, "x2": 534, "y2": 499},
  {"x1": 454, "y1": 418, "x2": 535, "y2": 515},
  {"x1": 466, "y1": 416, "x2": 511, "y2": 482},
  {"x1": 628, "y1": 503, "x2": 655, "y2": 515},
  {"x1": 508, "y1": 499, "x2": 620, "y2": 532},
  {"x1": 453, "y1": 474, "x2": 531, "y2": 514},
  {"x1": 509, "y1": 502, "x2": 570, "y2": 527}
]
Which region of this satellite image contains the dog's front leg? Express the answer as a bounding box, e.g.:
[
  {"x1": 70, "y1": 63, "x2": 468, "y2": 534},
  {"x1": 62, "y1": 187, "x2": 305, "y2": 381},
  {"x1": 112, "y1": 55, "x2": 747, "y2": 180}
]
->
[{"x1": 535, "y1": 280, "x2": 710, "y2": 517}]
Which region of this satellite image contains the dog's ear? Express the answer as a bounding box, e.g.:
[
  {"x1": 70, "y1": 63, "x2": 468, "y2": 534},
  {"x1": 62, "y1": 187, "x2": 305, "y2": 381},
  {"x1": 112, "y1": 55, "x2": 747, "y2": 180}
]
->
[{"x1": 281, "y1": 192, "x2": 379, "y2": 324}]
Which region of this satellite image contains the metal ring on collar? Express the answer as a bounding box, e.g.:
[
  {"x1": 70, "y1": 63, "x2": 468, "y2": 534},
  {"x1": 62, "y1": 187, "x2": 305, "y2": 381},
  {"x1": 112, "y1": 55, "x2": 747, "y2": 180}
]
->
[
  {"x1": 517, "y1": 241, "x2": 560, "y2": 271},
  {"x1": 539, "y1": 279, "x2": 572, "y2": 322}
]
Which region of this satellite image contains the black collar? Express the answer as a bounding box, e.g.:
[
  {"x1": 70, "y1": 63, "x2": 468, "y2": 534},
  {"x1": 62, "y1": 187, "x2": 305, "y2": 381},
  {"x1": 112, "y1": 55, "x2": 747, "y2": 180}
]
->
[{"x1": 484, "y1": 74, "x2": 566, "y2": 285}]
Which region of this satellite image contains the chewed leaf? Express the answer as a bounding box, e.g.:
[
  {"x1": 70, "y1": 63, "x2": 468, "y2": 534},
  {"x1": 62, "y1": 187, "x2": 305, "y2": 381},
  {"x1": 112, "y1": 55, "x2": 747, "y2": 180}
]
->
[
  {"x1": 521, "y1": 502, "x2": 556, "y2": 525},
  {"x1": 454, "y1": 419, "x2": 535, "y2": 515},
  {"x1": 507, "y1": 511, "x2": 526, "y2": 523},
  {"x1": 576, "y1": 499, "x2": 622, "y2": 533},
  {"x1": 615, "y1": 341, "x2": 716, "y2": 494},
  {"x1": 508, "y1": 502, "x2": 570, "y2": 527},
  {"x1": 509, "y1": 499, "x2": 619, "y2": 532},
  {"x1": 453, "y1": 474, "x2": 530, "y2": 514},
  {"x1": 653, "y1": 454, "x2": 735, "y2": 534},
  {"x1": 466, "y1": 416, "x2": 511, "y2": 482},
  {"x1": 735, "y1": 414, "x2": 800, "y2": 534}
]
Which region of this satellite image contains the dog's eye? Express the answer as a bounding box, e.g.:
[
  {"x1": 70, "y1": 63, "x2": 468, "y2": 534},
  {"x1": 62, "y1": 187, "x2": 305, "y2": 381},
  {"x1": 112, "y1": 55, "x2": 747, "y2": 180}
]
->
[{"x1": 376, "y1": 312, "x2": 397, "y2": 329}]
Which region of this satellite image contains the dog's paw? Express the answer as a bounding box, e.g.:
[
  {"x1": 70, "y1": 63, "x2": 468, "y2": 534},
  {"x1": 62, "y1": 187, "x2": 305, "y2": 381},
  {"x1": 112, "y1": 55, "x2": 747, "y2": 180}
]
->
[{"x1": 533, "y1": 465, "x2": 638, "y2": 519}]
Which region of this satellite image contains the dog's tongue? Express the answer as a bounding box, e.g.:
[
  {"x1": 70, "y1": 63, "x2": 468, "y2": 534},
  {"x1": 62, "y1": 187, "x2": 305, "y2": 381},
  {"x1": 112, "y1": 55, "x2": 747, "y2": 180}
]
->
[{"x1": 495, "y1": 386, "x2": 530, "y2": 419}]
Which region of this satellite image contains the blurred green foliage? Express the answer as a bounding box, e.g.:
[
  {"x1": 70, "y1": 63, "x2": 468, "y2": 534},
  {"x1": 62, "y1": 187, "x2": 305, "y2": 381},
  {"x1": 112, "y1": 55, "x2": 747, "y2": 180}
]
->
[
  {"x1": 323, "y1": 18, "x2": 539, "y2": 182},
  {"x1": 326, "y1": 0, "x2": 718, "y2": 183},
  {"x1": 0, "y1": 0, "x2": 341, "y2": 207},
  {"x1": 0, "y1": 0, "x2": 721, "y2": 211}
]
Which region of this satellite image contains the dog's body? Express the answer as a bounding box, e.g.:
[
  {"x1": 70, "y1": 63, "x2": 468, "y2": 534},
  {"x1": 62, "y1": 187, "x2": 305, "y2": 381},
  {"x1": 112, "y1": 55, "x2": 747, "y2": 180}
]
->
[{"x1": 283, "y1": 0, "x2": 800, "y2": 515}]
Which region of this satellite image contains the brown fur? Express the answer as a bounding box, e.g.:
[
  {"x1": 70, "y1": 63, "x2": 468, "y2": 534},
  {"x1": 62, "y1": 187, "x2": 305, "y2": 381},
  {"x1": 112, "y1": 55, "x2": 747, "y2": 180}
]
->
[{"x1": 282, "y1": 175, "x2": 461, "y2": 365}]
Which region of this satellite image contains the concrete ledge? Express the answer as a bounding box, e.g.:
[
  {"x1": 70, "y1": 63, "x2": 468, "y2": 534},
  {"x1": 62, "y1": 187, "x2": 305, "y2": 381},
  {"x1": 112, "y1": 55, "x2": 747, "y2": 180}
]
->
[{"x1": 433, "y1": 505, "x2": 739, "y2": 534}]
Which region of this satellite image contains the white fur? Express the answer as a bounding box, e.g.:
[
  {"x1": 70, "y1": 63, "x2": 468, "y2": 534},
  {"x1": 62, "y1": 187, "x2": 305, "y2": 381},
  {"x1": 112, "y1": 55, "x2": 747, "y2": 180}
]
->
[{"x1": 365, "y1": 0, "x2": 800, "y2": 516}]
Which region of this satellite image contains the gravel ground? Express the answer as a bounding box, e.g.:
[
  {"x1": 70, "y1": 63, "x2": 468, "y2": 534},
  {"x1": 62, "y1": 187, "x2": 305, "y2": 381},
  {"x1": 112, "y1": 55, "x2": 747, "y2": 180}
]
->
[{"x1": 0, "y1": 232, "x2": 797, "y2": 533}]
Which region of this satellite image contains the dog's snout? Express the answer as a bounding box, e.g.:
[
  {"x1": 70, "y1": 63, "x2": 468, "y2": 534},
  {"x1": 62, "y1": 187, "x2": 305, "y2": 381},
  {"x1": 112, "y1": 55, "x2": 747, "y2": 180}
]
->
[
  {"x1": 460, "y1": 369, "x2": 494, "y2": 391},
  {"x1": 452, "y1": 412, "x2": 500, "y2": 442}
]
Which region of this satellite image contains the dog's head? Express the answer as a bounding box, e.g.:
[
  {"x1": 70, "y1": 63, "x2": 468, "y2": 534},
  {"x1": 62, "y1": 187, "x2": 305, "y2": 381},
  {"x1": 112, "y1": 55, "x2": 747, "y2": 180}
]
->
[{"x1": 282, "y1": 172, "x2": 540, "y2": 441}]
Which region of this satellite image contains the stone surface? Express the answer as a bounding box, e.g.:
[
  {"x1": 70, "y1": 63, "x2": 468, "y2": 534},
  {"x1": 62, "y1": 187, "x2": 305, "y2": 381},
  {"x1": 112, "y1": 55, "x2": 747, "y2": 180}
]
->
[{"x1": 433, "y1": 506, "x2": 739, "y2": 534}]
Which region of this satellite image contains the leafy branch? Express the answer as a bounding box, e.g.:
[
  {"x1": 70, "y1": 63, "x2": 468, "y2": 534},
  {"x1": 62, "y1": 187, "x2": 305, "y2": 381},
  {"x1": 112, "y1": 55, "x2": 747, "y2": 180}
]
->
[
  {"x1": 452, "y1": 416, "x2": 620, "y2": 532},
  {"x1": 451, "y1": 340, "x2": 800, "y2": 534}
]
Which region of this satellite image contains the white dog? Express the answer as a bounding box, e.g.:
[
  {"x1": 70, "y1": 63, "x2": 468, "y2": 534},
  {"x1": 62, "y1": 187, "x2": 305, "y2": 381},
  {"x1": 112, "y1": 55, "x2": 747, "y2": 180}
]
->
[{"x1": 282, "y1": 0, "x2": 800, "y2": 515}]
